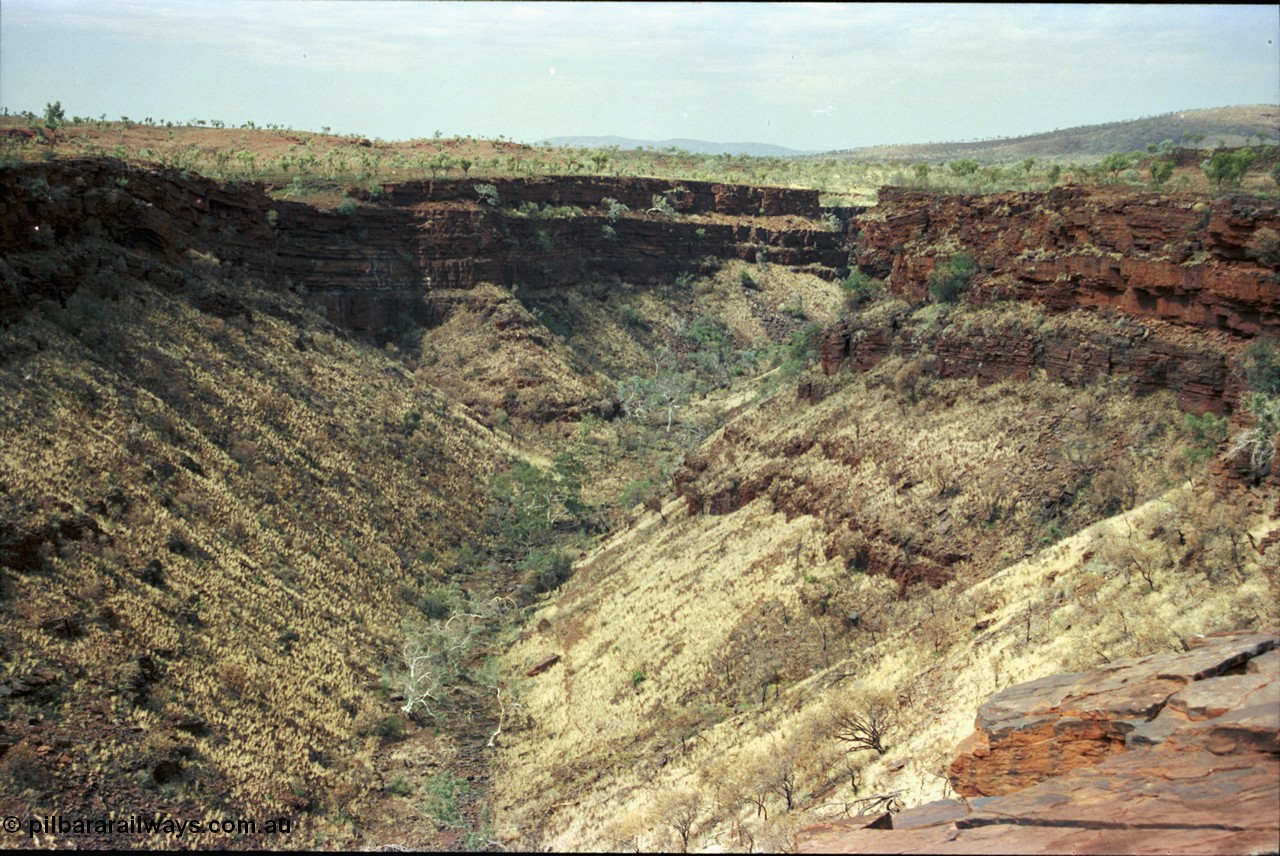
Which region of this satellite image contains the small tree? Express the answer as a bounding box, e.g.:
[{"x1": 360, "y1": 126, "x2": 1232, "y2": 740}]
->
[
  {"x1": 1150, "y1": 159, "x2": 1174, "y2": 186},
  {"x1": 486, "y1": 453, "x2": 586, "y2": 552},
  {"x1": 1227, "y1": 393, "x2": 1280, "y2": 480},
  {"x1": 1203, "y1": 148, "x2": 1256, "y2": 188},
  {"x1": 1243, "y1": 336, "x2": 1280, "y2": 395},
  {"x1": 780, "y1": 323, "x2": 822, "y2": 377},
  {"x1": 650, "y1": 368, "x2": 694, "y2": 432},
  {"x1": 841, "y1": 268, "x2": 882, "y2": 309},
  {"x1": 475, "y1": 183, "x2": 501, "y2": 207},
  {"x1": 828, "y1": 689, "x2": 900, "y2": 756},
  {"x1": 948, "y1": 159, "x2": 979, "y2": 176},
  {"x1": 42, "y1": 100, "x2": 65, "y2": 129},
  {"x1": 927, "y1": 252, "x2": 977, "y2": 303},
  {"x1": 654, "y1": 789, "x2": 704, "y2": 853},
  {"x1": 603, "y1": 197, "x2": 630, "y2": 222},
  {"x1": 1099, "y1": 151, "x2": 1133, "y2": 182},
  {"x1": 400, "y1": 615, "x2": 474, "y2": 718},
  {"x1": 1183, "y1": 411, "x2": 1229, "y2": 465},
  {"x1": 649, "y1": 193, "x2": 678, "y2": 217}
]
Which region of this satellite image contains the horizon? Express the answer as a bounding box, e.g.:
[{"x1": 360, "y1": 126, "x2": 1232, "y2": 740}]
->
[{"x1": 1, "y1": 2, "x2": 1278, "y2": 152}]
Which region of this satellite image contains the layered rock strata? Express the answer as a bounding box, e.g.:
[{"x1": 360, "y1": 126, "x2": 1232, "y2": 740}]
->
[
  {"x1": 819, "y1": 303, "x2": 1242, "y2": 417},
  {"x1": 0, "y1": 160, "x2": 844, "y2": 337},
  {"x1": 850, "y1": 186, "x2": 1280, "y2": 338},
  {"x1": 797, "y1": 630, "x2": 1280, "y2": 855}
]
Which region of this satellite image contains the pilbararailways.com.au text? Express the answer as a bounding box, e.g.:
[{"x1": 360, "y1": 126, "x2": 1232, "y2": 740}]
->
[{"x1": 10, "y1": 813, "x2": 292, "y2": 840}]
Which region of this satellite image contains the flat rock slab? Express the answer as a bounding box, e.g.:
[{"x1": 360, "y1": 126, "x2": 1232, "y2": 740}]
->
[
  {"x1": 950, "y1": 630, "x2": 1278, "y2": 796},
  {"x1": 800, "y1": 630, "x2": 1280, "y2": 855}
]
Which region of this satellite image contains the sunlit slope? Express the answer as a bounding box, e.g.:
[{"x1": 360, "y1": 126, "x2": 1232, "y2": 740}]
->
[
  {"x1": 491, "y1": 313, "x2": 1279, "y2": 851},
  {"x1": 0, "y1": 270, "x2": 504, "y2": 837}
]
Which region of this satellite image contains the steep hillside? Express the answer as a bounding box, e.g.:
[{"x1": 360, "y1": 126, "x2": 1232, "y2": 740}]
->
[
  {"x1": 0, "y1": 266, "x2": 514, "y2": 846},
  {"x1": 491, "y1": 334, "x2": 1278, "y2": 850},
  {"x1": 0, "y1": 155, "x2": 852, "y2": 849},
  {"x1": 1, "y1": 142, "x2": 1278, "y2": 853}
]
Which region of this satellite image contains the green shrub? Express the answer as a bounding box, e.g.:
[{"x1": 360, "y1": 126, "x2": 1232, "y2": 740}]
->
[
  {"x1": 420, "y1": 584, "x2": 456, "y2": 620},
  {"x1": 1150, "y1": 159, "x2": 1174, "y2": 185},
  {"x1": 43, "y1": 100, "x2": 65, "y2": 129},
  {"x1": 619, "y1": 304, "x2": 641, "y2": 327},
  {"x1": 618, "y1": 479, "x2": 654, "y2": 509},
  {"x1": 486, "y1": 454, "x2": 586, "y2": 553},
  {"x1": 475, "y1": 183, "x2": 501, "y2": 207},
  {"x1": 1242, "y1": 336, "x2": 1280, "y2": 395},
  {"x1": 377, "y1": 715, "x2": 409, "y2": 740},
  {"x1": 402, "y1": 409, "x2": 422, "y2": 436},
  {"x1": 841, "y1": 269, "x2": 882, "y2": 311},
  {"x1": 603, "y1": 197, "x2": 629, "y2": 222},
  {"x1": 1183, "y1": 411, "x2": 1229, "y2": 464},
  {"x1": 687, "y1": 315, "x2": 732, "y2": 352},
  {"x1": 780, "y1": 323, "x2": 822, "y2": 377},
  {"x1": 336, "y1": 197, "x2": 358, "y2": 217},
  {"x1": 517, "y1": 549, "x2": 573, "y2": 595},
  {"x1": 423, "y1": 771, "x2": 469, "y2": 828},
  {"x1": 1203, "y1": 148, "x2": 1256, "y2": 188},
  {"x1": 387, "y1": 774, "x2": 412, "y2": 796},
  {"x1": 927, "y1": 252, "x2": 977, "y2": 303},
  {"x1": 740, "y1": 270, "x2": 759, "y2": 290},
  {"x1": 631, "y1": 668, "x2": 646, "y2": 687},
  {"x1": 1099, "y1": 151, "x2": 1134, "y2": 181},
  {"x1": 650, "y1": 194, "x2": 677, "y2": 216}
]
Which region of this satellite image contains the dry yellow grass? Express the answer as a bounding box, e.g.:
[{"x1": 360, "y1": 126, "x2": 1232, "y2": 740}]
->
[
  {"x1": 0, "y1": 272, "x2": 508, "y2": 845},
  {"x1": 489, "y1": 333, "x2": 1278, "y2": 850}
]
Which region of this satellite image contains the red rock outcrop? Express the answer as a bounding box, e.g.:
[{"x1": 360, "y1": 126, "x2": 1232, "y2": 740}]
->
[
  {"x1": 0, "y1": 159, "x2": 844, "y2": 339},
  {"x1": 819, "y1": 186, "x2": 1277, "y2": 425},
  {"x1": 850, "y1": 186, "x2": 1280, "y2": 337},
  {"x1": 820, "y1": 303, "x2": 1243, "y2": 416},
  {"x1": 797, "y1": 629, "x2": 1280, "y2": 855}
]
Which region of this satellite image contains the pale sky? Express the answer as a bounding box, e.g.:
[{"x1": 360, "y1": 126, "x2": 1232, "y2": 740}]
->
[{"x1": 2, "y1": 1, "x2": 1277, "y2": 152}]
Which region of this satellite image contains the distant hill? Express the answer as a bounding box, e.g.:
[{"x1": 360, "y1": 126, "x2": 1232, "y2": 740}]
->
[
  {"x1": 546, "y1": 106, "x2": 1276, "y2": 163},
  {"x1": 827, "y1": 105, "x2": 1280, "y2": 163},
  {"x1": 541, "y1": 135, "x2": 813, "y2": 157}
]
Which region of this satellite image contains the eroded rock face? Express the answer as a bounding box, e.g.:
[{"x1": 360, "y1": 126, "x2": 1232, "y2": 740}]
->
[
  {"x1": 828, "y1": 186, "x2": 1280, "y2": 420},
  {"x1": 820, "y1": 305, "x2": 1243, "y2": 415},
  {"x1": 0, "y1": 160, "x2": 845, "y2": 339},
  {"x1": 797, "y1": 629, "x2": 1280, "y2": 855},
  {"x1": 851, "y1": 186, "x2": 1280, "y2": 337}
]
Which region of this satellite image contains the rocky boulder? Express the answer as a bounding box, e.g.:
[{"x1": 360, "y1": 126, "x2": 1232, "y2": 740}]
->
[{"x1": 797, "y1": 629, "x2": 1279, "y2": 854}]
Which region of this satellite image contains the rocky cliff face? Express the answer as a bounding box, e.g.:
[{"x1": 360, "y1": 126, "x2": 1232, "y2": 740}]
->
[
  {"x1": 850, "y1": 186, "x2": 1280, "y2": 337},
  {"x1": 825, "y1": 187, "x2": 1280, "y2": 420},
  {"x1": 820, "y1": 302, "x2": 1243, "y2": 416},
  {"x1": 5, "y1": 159, "x2": 1276, "y2": 419},
  {"x1": 0, "y1": 160, "x2": 845, "y2": 338},
  {"x1": 798, "y1": 629, "x2": 1280, "y2": 855}
]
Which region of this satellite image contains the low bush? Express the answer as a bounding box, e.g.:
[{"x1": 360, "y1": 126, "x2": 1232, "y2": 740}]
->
[
  {"x1": 927, "y1": 253, "x2": 977, "y2": 303},
  {"x1": 840, "y1": 269, "x2": 882, "y2": 308}
]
